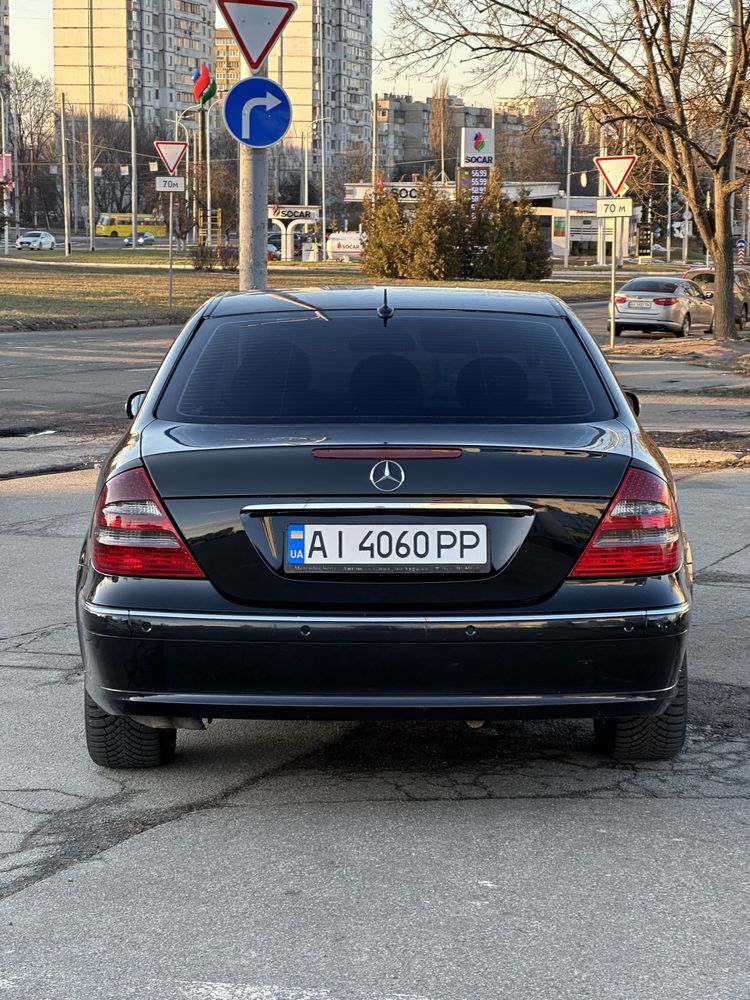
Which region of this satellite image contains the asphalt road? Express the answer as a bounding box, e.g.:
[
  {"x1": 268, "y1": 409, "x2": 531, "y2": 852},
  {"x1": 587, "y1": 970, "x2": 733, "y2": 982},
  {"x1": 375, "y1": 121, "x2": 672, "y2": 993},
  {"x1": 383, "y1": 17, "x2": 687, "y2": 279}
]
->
[
  {"x1": 1, "y1": 306, "x2": 749, "y2": 443},
  {"x1": 0, "y1": 466, "x2": 749, "y2": 998}
]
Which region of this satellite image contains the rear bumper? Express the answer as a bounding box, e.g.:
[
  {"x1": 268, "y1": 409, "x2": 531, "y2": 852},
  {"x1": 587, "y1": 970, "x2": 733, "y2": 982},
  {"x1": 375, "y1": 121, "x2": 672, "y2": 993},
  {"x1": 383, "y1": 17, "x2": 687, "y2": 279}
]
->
[{"x1": 79, "y1": 600, "x2": 690, "y2": 722}]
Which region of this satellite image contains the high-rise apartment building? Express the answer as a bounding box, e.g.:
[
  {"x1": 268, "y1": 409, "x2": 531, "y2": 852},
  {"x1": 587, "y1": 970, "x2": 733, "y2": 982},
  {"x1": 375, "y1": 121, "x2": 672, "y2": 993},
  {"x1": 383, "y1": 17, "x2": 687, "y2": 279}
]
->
[
  {"x1": 53, "y1": 0, "x2": 214, "y2": 124},
  {"x1": 216, "y1": 0, "x2": 372, "y2": 174}
]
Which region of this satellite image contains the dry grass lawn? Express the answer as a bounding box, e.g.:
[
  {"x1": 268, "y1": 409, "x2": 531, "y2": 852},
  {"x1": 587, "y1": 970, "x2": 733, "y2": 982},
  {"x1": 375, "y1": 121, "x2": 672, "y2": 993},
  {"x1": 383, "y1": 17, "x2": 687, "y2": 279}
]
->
[{"x1": 0, "y1": 260, "x2": 607, "y2": 328}]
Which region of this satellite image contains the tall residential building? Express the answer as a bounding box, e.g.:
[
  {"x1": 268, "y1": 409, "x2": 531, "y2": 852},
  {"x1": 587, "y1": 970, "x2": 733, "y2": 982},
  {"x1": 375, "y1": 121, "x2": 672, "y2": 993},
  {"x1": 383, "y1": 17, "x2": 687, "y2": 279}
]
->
[
  {"x1": 52, "y1": 0, "x2": 214, "y2": 124},
  {"x1": 216, "y1": 0, "x2": 372, "y2": 175},
  {"x1": 375, "y1": 94, "x2": 431, "y2": 179}
]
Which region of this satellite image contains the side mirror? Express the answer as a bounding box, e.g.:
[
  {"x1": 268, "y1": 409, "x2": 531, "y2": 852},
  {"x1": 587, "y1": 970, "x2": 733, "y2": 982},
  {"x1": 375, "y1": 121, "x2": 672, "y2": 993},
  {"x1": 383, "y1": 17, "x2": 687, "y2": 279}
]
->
[
  {"x1": 624, "y1": 390, "x2": 640, "y2": 416},
  {"x1": 704, "y1": 290, "x2": 714, "y2": 299},
  {"x1": 126, "y1": 391, "x2": 147, "y2": 419}
]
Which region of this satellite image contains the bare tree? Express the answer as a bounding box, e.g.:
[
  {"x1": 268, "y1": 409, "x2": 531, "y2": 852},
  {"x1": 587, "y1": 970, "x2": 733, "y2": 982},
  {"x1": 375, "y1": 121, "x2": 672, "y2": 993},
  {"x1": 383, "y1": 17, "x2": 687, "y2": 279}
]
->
[
  {"x1": 391, "y1": 0, "x2": 750, "y2": 339},
  {"x1": 9, "y1": 65, "x2": 57, "y2": 226},
  {"x1": 428, "y1": 77, "x2": 458, "y2": 180}
]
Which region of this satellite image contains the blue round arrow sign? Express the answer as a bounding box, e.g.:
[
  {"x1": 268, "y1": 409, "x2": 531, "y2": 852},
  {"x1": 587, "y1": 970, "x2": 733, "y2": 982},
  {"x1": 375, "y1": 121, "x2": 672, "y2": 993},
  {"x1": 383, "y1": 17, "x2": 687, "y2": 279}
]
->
[{"x1": 223, "y1": 77, "x2": 292, "y2": 148}]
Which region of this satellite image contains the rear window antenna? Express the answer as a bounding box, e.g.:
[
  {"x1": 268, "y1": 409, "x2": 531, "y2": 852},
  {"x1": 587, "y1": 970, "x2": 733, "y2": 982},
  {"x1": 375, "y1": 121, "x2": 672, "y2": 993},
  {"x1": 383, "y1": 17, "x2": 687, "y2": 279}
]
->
[{"x1": 377, "y1": 288, "x2": 395, "y2": 325}]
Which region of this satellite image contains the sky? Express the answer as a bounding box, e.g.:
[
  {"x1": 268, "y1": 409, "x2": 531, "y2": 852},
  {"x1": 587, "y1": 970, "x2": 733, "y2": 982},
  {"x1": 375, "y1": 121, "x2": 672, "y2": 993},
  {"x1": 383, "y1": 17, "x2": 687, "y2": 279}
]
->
[{"x1": 8, "y1": 0, "x2": 487, "y2": 103}]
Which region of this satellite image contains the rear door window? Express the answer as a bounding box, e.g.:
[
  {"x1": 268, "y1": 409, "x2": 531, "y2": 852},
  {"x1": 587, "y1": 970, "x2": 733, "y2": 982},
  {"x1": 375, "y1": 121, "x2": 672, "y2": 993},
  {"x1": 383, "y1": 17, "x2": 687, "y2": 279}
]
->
[
  {"x1": 157, "y1": 312, "x2": 615, "y2": 424},
  {"x1": 622, "y1": 279, "x2": 678, "y2": 293}
]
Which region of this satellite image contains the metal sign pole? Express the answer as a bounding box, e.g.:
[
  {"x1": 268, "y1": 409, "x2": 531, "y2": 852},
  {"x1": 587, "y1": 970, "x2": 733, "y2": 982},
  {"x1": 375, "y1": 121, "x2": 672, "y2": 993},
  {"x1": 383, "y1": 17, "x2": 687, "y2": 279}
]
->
[
  {"x1": 168, "y1": 191, "x2": 174, "y2": 307},
  {"x1": 610, "y1": 216, "x2": 618, "y2": 350}
]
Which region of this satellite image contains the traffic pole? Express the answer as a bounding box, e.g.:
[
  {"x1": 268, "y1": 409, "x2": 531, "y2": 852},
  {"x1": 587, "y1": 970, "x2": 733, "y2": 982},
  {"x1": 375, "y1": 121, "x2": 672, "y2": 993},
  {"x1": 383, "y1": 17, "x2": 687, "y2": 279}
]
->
[
  {"x1": 61, "y1": 94, "x2": 72, "y2": 256},
  {"x1": 239, "y1": 57, "x2": 268, "y2": 291},
  {"x1": 168, "y1": 192, "x2": 174, "y2": 308},
  {"x1": 610, "y1": 216, "x2": 618, "y2": 350}
]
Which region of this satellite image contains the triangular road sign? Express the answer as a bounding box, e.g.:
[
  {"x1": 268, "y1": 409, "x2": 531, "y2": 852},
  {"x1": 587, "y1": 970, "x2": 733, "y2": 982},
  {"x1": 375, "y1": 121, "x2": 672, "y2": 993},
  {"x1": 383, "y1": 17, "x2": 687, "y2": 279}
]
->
[
  {"x1": 218, "y1": 0, "x2": 297, "y2": 71},
  {"x1": 154, "y1": 141, "x2": 188, "y2": 176},
  {"x1": 594, "y1": 155, "x2": 638, "y2": 196}
]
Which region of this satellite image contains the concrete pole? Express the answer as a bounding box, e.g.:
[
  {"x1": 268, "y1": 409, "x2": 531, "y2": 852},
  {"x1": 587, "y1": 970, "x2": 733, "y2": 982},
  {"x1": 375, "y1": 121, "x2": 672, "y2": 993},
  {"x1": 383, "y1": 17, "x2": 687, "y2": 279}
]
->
[
  {"x1": 239, "y1": 56, "x2": 268, "y2": 290},
  {"x1": 61, "y1": 94, "x2": 72, "y2": 256},
  {"x1": 317, "y1": 0, "x2": 327, "y2": 260},
  {"x1": 127, "y1": 103, "x2": 137, "y2": 253},
  {"x1": 564, "y1": 113, "x2": 572, "y2": 269},
  {"x1": 87, "y1": 0, "x2": 96, "y2": 251},
  {"x1": 0, "y1": 91, "x2": 9, "y2": 257},
  {"x1": 303, "y1": 133, "x2": 309, "y2": 205},
  {"x1": 71, "y1": 109, "x2": 79, "y2": 234}
]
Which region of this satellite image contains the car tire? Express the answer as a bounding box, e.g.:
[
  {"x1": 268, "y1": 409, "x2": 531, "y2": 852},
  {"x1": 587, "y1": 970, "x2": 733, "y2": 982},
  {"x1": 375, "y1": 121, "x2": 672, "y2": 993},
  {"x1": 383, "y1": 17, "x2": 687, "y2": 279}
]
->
[
  {"x1": 676, "y1": 314, "x2": 690, "y2": 338},
  {"x1": 84, "y1": 690, "x2": 176, "y2": 768},
  {"x1": 738, "y1": 305, "x2": 748, "y2": 330},
  {"x1": 593, "y1": 657, "x2": 687, "y2": 761},
  {"x1": 614, "y1": 325, "x2": 622, "y2": 338},
  {"x1": 110, "y1": 231, "x2": 118, "y2": 238}
]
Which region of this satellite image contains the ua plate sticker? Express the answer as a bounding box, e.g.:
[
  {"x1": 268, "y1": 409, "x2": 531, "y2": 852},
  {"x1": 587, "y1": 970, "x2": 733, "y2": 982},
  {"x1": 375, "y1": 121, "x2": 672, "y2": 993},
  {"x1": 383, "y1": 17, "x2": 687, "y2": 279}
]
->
[{"x1": 287, "y1": 524, "x2": 306, "y2": 565}]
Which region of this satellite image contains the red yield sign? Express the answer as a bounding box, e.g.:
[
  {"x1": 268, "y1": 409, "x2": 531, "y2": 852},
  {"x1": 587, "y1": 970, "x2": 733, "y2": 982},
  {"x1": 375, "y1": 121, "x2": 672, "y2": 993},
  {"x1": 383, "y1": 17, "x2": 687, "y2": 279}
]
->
[
  {"x1": 594, "y1": 155, "x2": 637, "y2": 196},
  {"x1": 154, "y1": 141, "x2": 188, "y2": 176},
  {"x1": 217, "y1": 0, "x2": 297, "y2": 71}
]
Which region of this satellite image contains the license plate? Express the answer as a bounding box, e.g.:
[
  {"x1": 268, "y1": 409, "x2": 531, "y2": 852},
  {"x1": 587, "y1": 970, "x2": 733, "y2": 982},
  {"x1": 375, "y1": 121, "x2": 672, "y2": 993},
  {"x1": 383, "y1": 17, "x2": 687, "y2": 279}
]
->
[
  {"x1": 628, "y1": 299, "x2": 651, "y2": 309},
  {"x1": 285, "y1": 523, "x2": 489, "y2": 573}
]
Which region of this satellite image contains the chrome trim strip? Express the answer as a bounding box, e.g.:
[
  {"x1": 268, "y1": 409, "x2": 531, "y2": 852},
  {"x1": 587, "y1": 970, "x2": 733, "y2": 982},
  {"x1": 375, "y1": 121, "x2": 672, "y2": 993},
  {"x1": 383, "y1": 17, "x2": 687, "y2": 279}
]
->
[
  {"x1": 241, "y1": 500, "x2": 534, "y2": 515},
  {"x1": 83, "y1": 600, "x2": 689, "y2": 626}
]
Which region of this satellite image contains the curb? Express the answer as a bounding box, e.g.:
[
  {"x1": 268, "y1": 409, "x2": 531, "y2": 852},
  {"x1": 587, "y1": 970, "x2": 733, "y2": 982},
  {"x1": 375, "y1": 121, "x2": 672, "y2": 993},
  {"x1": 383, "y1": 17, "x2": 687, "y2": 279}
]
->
[{"x1": 0, "y1": 316, "x2": 188, "y2": 333}]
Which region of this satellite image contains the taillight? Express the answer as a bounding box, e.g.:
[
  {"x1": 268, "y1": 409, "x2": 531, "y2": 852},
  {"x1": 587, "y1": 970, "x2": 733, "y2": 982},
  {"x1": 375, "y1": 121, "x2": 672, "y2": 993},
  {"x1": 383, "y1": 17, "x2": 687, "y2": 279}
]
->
[
  {"x1": 614, "y1": 296, "x2": 626, "y2": 304},
  {"x1": 653, "y1": 297, "x2": 678, "y2": 305},
  {"x1": 91, "y1": 466, "x2": 204, "y2": 578},
  {"x1": 569, "y1": 468, "x2": 681, "y2": 578}
]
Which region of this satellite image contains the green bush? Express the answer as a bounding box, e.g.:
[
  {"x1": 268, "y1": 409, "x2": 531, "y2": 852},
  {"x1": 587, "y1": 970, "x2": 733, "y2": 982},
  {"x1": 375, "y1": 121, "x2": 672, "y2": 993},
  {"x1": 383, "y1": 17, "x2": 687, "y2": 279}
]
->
[
  {"x1": 361, "y1": 167, "x2": 552, "y2": 282},
  {"x1": 360, "y1": 188, "x2": 408, "y2": 278}
]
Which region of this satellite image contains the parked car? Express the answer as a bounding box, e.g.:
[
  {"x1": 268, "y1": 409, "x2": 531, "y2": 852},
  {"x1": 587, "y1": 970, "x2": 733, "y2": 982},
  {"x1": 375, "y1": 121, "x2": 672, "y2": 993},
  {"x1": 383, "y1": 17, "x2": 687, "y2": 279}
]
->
[
  {"x1": 123, "y1": 231, "x2": 156, "y2": 247},
  {"x1": 15, "y1": 230, "x2": 56, "y2": 251},
  {"x1": 267, "y1": 243, "x2": 280, "y2": 261},
  {"x1": 612, "y1": 277, "x2": 713, "y2": 337},
  {"x1": 682, "y1": 267, "x2": 750, "y2": 328},
  {"x1": 77, "y1": 287, "x2": 691, "y2": 768}
]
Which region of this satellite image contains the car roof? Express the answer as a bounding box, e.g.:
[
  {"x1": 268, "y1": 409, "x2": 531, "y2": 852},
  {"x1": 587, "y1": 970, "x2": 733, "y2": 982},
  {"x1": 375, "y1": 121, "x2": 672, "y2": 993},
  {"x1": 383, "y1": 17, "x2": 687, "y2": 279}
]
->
[{"x1": 206, "y1": 286, "x2": 569, "y2": 319}]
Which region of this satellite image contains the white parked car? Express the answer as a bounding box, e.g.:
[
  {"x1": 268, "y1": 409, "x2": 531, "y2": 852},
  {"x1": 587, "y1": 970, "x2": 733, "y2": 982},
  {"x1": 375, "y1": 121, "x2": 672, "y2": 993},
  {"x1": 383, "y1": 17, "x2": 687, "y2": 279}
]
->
[{"x1": 16, "y1": 230, "x2": 56, "y2": 251}]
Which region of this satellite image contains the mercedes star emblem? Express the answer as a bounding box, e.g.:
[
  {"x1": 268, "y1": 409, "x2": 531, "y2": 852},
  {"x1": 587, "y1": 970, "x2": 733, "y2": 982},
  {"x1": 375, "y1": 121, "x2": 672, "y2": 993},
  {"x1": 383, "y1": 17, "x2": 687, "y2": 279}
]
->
[{"x1": 370, "y1": 460, "x2": 406, "y2": 492}]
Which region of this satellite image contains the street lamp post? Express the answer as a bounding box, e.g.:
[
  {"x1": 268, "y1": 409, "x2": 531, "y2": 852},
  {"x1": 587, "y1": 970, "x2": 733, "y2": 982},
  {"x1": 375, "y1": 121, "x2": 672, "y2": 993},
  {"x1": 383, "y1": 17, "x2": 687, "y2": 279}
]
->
[
  {"x1": 564, "y1": 114, "x2": 573, "y2": 269},
  {"x1": 126, "y1": 103, "x2": 137, "y2": 253},
  {"x1": 317, "y1": 0, "x2": 327, "y2": 260},
  {"x1": 0, "y1": 90, "x2": 10, "y2": 257},
  {"x1": 310, "y1": 116, "x2": 331, "y2": 257},
  {"x1": 60, "y1": 94, "x2": 72, "y2": 256},
  {"x1": 87, "y1": 0, "x2": 96, "y2": 251},
  {"x1": 205, "y1": 100, "x2": 222, "y2": 246}
]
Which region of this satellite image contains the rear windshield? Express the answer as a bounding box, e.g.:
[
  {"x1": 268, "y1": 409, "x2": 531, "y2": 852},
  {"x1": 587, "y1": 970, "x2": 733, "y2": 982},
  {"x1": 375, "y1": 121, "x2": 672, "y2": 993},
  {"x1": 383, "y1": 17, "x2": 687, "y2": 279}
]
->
[
  {"x1": 157, "y1": 312, "x2": 615, "y2": 424},
  {"x1": 621, "y1": 279, "x2": 678, "y2": 293}
]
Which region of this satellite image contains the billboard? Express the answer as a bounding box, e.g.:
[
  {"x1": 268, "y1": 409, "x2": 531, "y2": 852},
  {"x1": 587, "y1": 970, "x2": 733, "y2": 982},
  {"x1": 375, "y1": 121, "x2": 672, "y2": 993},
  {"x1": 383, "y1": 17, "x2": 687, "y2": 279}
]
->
[{"x1": 459, "y1": 127, "x2": 495, "y2": 168}]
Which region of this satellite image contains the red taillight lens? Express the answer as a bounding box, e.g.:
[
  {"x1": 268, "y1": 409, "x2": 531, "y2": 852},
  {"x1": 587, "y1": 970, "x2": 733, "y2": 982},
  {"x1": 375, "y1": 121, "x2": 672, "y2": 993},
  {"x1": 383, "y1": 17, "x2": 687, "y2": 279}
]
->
[
  {"x1": 92, "y1": 466, "x2": 204, "y2": 578},
  {"x1": 569, "y1": 468, "x2": 682, "y2": 578},
  {"x1": 652, "y1": 297, "x2": 678, "y2": 305},
  {"x1": 614, "y1": 296, "x2": 626, "y2": 304}
]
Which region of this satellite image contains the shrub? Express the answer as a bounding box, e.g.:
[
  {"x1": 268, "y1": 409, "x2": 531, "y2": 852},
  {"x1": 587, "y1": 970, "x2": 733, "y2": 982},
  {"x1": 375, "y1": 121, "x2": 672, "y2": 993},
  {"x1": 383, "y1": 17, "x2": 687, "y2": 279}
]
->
[
  {"x1": 217, "y1": 245, "x2": 239, "y2": 272},
  {"x1": 190, "y1": 246, "x2": 216, "y2": 271},
  {"x1": 361, "y1": 188, "x2": 408, "y2": 278}
]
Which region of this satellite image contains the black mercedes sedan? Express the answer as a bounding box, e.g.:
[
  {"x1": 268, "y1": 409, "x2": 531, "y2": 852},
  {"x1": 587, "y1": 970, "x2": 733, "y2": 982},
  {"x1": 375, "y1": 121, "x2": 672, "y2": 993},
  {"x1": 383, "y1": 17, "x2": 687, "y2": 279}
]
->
[{"x1": 76, "y1": 287, "x2": 691, "y2": 768}]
